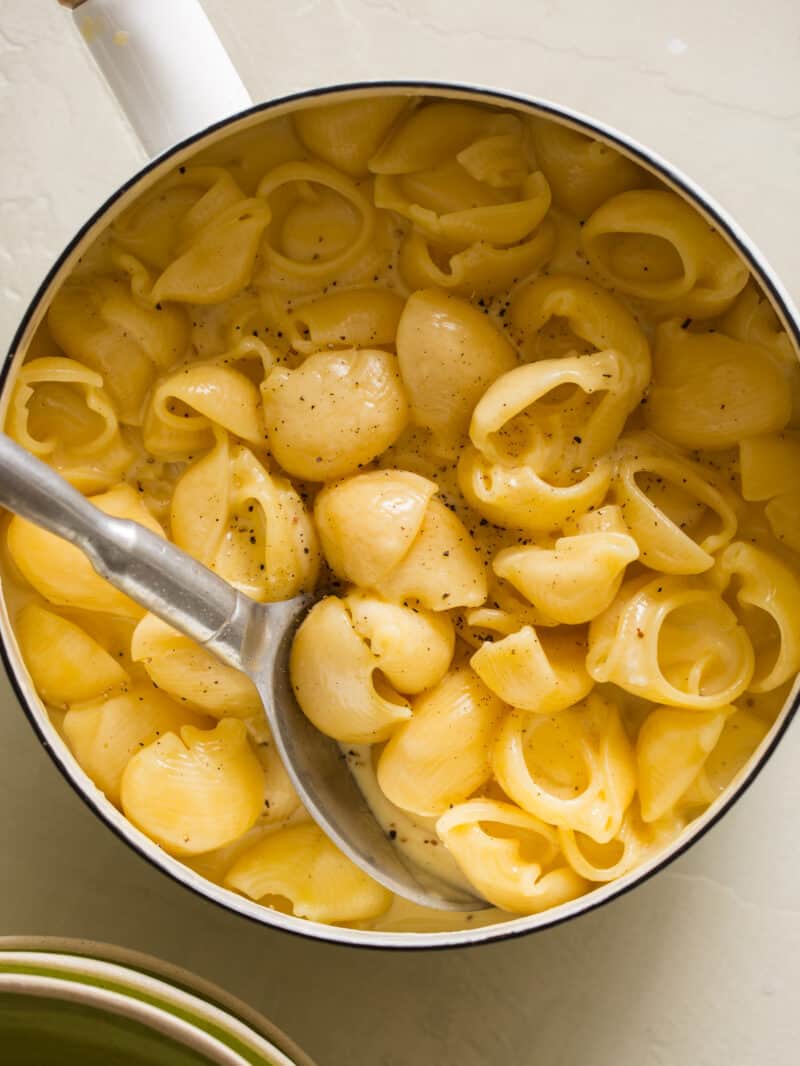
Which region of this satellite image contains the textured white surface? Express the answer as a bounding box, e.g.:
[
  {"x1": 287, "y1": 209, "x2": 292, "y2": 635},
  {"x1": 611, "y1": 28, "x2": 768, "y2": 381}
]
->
[{"x1": 1, "y1": 1, "x2": 799, "y2": 1063}]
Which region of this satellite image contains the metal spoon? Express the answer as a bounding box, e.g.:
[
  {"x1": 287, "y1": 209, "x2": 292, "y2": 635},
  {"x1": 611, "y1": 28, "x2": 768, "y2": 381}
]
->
[{"x1": 0, "y1": 434, "x2": 486, "y2": 911}]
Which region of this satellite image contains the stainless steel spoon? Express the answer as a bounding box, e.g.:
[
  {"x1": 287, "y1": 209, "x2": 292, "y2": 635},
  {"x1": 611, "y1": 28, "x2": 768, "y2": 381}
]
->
[{"x1": 0, "y1": 434, "x2": 487, "y2": 911}]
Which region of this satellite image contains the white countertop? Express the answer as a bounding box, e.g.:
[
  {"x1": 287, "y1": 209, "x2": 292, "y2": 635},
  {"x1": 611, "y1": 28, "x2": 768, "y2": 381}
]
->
[{"x1": 1, "y1": 2, "x2": 799, "y2": 1063}]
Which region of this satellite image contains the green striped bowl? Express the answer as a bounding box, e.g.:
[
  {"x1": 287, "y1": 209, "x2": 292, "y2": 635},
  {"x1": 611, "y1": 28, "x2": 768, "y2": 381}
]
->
[{"x1": 0, "y1": 938, "x2": 314, "y2": 1066}]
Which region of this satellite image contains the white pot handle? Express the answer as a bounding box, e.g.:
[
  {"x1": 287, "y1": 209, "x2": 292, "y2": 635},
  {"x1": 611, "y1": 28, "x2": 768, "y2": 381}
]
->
[{"x1": 58, "y1": 0, "x2": 253, "y2": 158}]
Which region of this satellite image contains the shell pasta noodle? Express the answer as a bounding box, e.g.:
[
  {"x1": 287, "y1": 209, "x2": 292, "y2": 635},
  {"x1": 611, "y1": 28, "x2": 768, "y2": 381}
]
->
[{"x1": 4, "y1": 91, "x2": 799, "y2": 933}]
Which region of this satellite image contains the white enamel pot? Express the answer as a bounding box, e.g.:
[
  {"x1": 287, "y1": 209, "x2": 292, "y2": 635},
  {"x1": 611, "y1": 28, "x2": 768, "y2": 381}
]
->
[{"x1": 3, "y1": 0, "x2": 799, "y2": 949}]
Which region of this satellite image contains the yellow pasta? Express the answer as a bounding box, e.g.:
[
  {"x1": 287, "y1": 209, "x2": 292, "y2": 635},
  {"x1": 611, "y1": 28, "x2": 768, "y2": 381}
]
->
[
  {"x1": 48, "y1": 276, "x2": 189, "y2": 423},
  {"x1": 492, "y1": 694, "x2": 636, "y2": 843},
  {"x1": 611, "y1": 433, "x2": 737, "y2": 574},
  {"x1": 290, "y1": 590, "x2": 454, "y2": 742},
  {"x1": 587, "y1": 575, "x2": 754, "y2": 708},
  {"x1": 722, "y1": 281, "x2": 800, "y2": 425},
  {"x1": 546, "y1": 208, "x2": 587, "y2": 277},
  {"x1": 764, "y1": 493, "x2": 800, "y2": 554},
  {"x1": 295, "y1": 97, "x2": 407, "y2": 177},
  {"x1": 251, "y1": 732, "x2": 302, "y2": 825},
  {"x1": 262, "y1": 349, "x2": 408, "y2": 480},
  {"x1": 376, "y1": 667, "x2": 505, "y2": 816},
  {"x1": 437, "y1": 799, "x2": 587, "y2": 914},
  {"x1": 63, "y1": 687, "x2": 208, "y2": 806},
  {"x1": 456, "y1": 332, "x2": 638, "y2": 539},
  {"x1": 16, "y1": 603, "x2": 128, "y2": 707},
  {"x1": 739, "y1": 432, "x2": 800, "y2": 501},
  {"x1": 342, "y1": 591, "x2": 455, "y2": 694},
  {"x1": 5, "y1": 92, "x2": 796, "y2": 932},
  {"x1": 647, "y1": 322, "x2": 791, "y2": 449},
  {"x1": 469, "y1": 351, "x2": 638, "y2": 475},
  {"x1": 287, "y1": 287, "x2": 404, "y2": 355},
  {"x1": 120, "y1": 718, "x2": 264, "y2": 857},
  {"x1": 191, "y1": 121, "x2": 308, "y2": 199},
  {"x1": 582, "y1": 189, "x2": 748, "y2": 318},
  {"x1": 152, "y1": 199, "x2": 271, "y2": 305},
  {"x1": 369, "y1": 102, "x2": 522, "y2": 175},
  {"x1": 142, "y1": 362, "x2": 264, "y2": 460},
  {"x1": 6, "y1": 356, "x2": 133, "y2": 493},
  {"x1": 509, "y1": 274, "x2": 650, "y2": 396},
  {"x1": 170, "y1": 433, "x2": 319, "y2": 601},
  {"x1": 374, "y1": 167, "x2": 550, "y2": 248},
  {"x1": 226, "y1": 822, "x2": 392, "y2": 923},
  {"x1": 395, "y1": 289, "x2": 517, "y2": 448},
  {"x1": 558, "y1": 804, "x2": 679, "y2": 882},
  {"x1": 314, "y1": 469, "x2": 435, "y2": 587},
  {"x1": 370, "y1": 100, "x2": 555, "y2": 299},
  {"x1": 528, "y1": 117, "x2": 646, "y2": 219},
  {"x1": 493, "y1": 530, "x2": 639, "y2": 625},
  {"x1": 682, "y1": 708, "x2": 769, "y2": 805},
  {"x1": 314, "y1": 470, "x2": 486, "y2": 610},
  {"x1": 471, "y1": 625, "x2": 592, "y2": 714},
  {"x1": 714, "y1": 541, "x2": 800, "y2": 692},
  {"x1": 636, "y1": 705, "x2": 730, "y2": 823},
  {"x1": 374, "y1": 498, "x2": 487, "y2": 610},
  {"x1": 397, "y1": 220, "x2": 555, "y2": 298},
  {"x1": 458, "y1": 447, "x2": 612, "y2": 533},
  {"x1": 256, "y1": 161, "x2": 377, "y2": 286},
  {"x1": 130, "y1": 612, "x2": 262, "y2": 718},
  {"x1": 459, "y1": 571, "x2": 559, "y2": 643},
  {"x1": 290, "y1": 596, "x2": 411, "y2": 743},
  {"x1": 113, "y1": 166, "x2": 249, "y2": 267}
]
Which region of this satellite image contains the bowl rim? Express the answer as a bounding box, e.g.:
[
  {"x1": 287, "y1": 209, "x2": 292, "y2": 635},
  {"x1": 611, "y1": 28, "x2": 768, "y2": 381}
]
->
[
  {"x1": 0, "y1": 970, "x2": 261, "y2": 1065},
  {"x1": 2, "y1": 78, "x2": 799, "y2": 951},
  {"x1": 0, "y1": 937, "x2": 314, "y2": 1066}
]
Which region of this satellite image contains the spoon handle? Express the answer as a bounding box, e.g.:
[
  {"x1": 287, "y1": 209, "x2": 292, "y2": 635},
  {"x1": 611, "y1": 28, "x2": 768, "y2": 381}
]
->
[{"x1": 0, "y1": 433, "x2": 253, "y2": 670}]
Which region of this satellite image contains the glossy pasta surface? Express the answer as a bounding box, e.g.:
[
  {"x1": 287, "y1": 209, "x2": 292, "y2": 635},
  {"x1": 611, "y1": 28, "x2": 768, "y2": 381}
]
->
[{"x1": 5, "y1": 94, "x2": 798, "y2": 933}]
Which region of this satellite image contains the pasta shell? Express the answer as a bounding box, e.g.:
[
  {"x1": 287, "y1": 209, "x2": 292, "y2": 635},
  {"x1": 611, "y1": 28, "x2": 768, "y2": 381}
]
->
[
  {"x1": 471, "y1": 625, "x2": 592, "y2": 714},
  {"x1": 225, "y1": 822, "x2": 392, "y2": 923},
  {"x1": 131, "y1": 612, "x2": 262, "y2": 718},
  {"x1": 290, "y1": 596, "x2": 411, "y2": 743},
  {"x1": 636, "y1": 705, "x2": 730, "y2": 822},
  {"x1": 262, "y1": 349, "x2": 408, "y2": 480},
  {"x1": 64, "y1": 687, "x2": 209, "y2": 806},
  {"x1": 120, "y1": 718, "x2": 265, "y2": 856},
  {"x1": 437, "y1": 798, "x2": 587, "y2": 914},
  {"x1": 16, "y1": 603, "x2": 127, "y2": 707},
  {"x1": 492, "y1": 693, "x2": 636, "y2": 843},
  {"x1": 377, "y1": 667, "x2": 506, "y2": 816}
]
